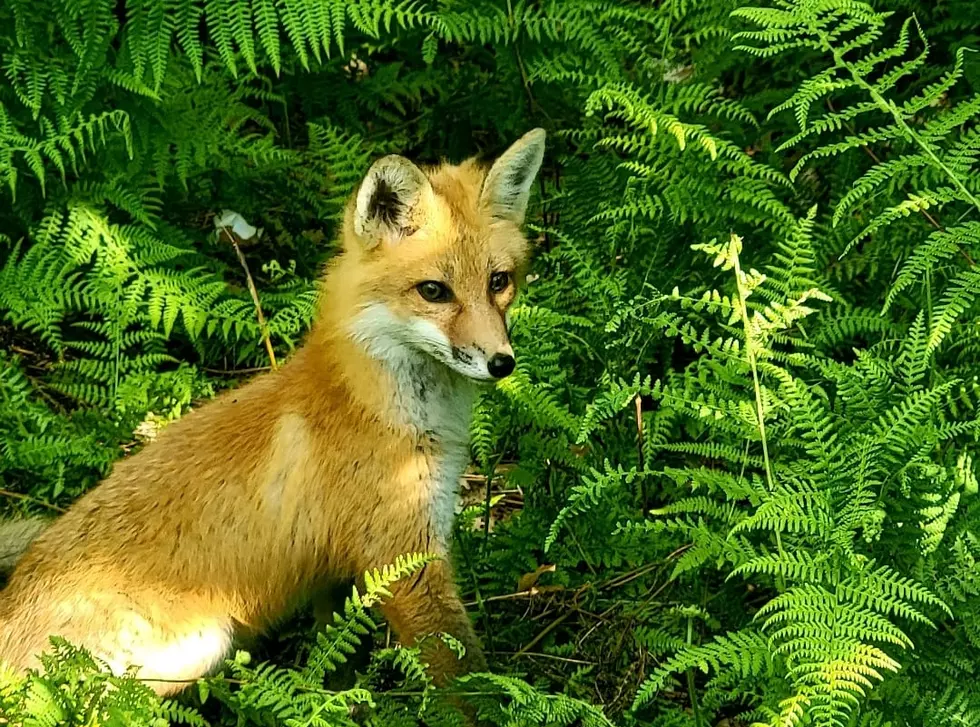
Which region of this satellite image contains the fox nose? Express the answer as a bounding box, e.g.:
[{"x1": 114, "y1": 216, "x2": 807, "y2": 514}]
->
[{"x1": 487, "y1": 353, "x2": 516, "y2": 379}]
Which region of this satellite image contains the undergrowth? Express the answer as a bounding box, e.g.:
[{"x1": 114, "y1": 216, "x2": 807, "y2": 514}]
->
[{"x1": 2, "y1": 0, "x2": 980, "y2": 725}]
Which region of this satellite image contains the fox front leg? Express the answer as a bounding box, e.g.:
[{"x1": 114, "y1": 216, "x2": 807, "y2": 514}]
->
[{"x1": 377, "y1": 557, "x2": 486, "y2": 685}]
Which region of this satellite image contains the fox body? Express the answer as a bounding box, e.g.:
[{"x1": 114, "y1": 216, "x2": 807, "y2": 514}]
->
[{"x1": 0, "y1": 129, "x2": 546, "y2": 693}]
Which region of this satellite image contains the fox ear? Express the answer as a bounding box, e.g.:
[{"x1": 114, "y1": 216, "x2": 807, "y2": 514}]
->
[
  {"x1": 353, "y1": 155, "x2": 434, "y2": 247},
  {"x1": 480, "y1": 128, "x2": 546, "y2": 225}
]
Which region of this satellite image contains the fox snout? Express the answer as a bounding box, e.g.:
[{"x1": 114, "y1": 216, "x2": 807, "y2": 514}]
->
[
  {"x1": 450, "y1": 341, "x2": 515, "y2": 381},
  {"x1": 440, "y1": 304, "x2": 518, "y2": 382},
  {"x1": 354, "y1": 303, "x2": 516, "y2": 384},
  {"x1": 487, "y1": 351, "x2": 515, "y2": 379}
]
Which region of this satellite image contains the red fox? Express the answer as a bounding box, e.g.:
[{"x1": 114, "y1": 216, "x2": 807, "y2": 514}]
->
[{"x1": 0, "y1": 129, "x2": 546, "y2": 694}]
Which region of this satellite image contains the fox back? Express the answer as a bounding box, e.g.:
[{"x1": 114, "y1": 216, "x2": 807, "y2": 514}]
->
[{"x1": 0, "y1": 129, "x2": 546, "y2": 693}]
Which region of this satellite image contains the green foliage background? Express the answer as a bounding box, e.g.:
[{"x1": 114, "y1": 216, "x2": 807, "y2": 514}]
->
[{"x1": 2, "y1": 0, "x2": 980, "y2": 725}]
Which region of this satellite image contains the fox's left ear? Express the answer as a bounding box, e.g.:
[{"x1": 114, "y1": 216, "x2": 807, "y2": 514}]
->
[{"x1": 480, "y1": 128, "x2": 546, "y2": 225}]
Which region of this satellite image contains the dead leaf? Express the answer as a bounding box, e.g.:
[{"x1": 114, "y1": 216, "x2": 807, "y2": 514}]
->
[{"x1": 517, "y1": 563, "x2": 556, "y2": 592}]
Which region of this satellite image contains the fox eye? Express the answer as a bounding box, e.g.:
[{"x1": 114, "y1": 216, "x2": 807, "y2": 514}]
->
[
  {"x1": 417, "y1": 281, "x2": 453, "y2": 303},
  {"x1": 489, "y1": 272, "x2": 511, "y2": 294}
]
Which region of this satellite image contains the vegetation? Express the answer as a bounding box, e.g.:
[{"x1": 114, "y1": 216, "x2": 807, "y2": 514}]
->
[{"x1": 2, "y1": 0, "x2": 980, "y2": 724}]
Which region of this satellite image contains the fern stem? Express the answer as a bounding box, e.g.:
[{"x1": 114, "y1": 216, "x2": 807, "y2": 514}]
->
[
  {"x1": 824, "y1": 96, "x2": 977, "y2": 267},
  {"x1": 925, "y1": 267, "x2": 933, "y2": 342},
  {"x1": 507, "y1": 0, "x2": 553, "y2": 124},
  {"x1": 732, "y1": 237, "x2": 775, "y2": 493},
  {"x1": 455, "y1": 526, "x2": 496, "y2": 656},
  {"x1": 731, "y1": 235, "x2": 786, "y2": 566},
  {"x1": 634, "y1": 394, "x2": 648, "y2": 510},
  {"x1": 685, "y1": 616, "x2": 705, "y2": 727},
  {"x1": 482, "y1": 452, "x2": 504, "y2": 547},
  {"x1": 112, "y1": 315, "x2": 121, "y2": 406},
  {"x1": 820, "y1": 35, "x2": 980, "y2": 215}
]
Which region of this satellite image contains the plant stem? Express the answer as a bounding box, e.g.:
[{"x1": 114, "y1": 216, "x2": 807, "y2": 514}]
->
[
  {"x1": 732, "y1": 237, "x2": 775, "y2": 493},
  {"x1": 686, "y1": 616, "x2": 704, "y2": 727},
  {"x1": 732, "y1": 235, "x2": 787, "y2": 565},
  {"x1": 819, "y1": 32, "x2": 980, "y2": 214},
  {"x1": 0, "y1": 488, "x2": 66, "y2": 513},
  {"x1": 226, "y1": 234, "x2": 278, "y2": 372},
  {"x1": 634, "y1": 394, "x2": 648, "y2": 509}
]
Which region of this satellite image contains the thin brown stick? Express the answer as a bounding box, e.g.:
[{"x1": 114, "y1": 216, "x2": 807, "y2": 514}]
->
[
  {"x1": 221, "y1": 229, "x2": 278, "y2": 371},
  {"x1": 204, "y1": 365, "x2": 273, "y2": 376},
  {"x1": 499, "y1": 651, "x2": 595, "y2": 665},
  {"x1": 0, "y1": 488, "x2": 66, "y2": 513},
  {"x1": 513, "y1": 608, "x2": 576, "y2": 658},
  {"x1": 600, "y1": 561, "x2": 663, "y2": 591},
  {"x1": 464, "y1": 552, "x2": 681, "y2": 608},
  {"x1": 462, "y1": 586, "x2": 564, "y2": 608}
]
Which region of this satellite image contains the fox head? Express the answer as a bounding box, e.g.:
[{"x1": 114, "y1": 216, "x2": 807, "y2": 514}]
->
[{"x1": 337, "y1": 129, "x2": 546, "y2": 383}]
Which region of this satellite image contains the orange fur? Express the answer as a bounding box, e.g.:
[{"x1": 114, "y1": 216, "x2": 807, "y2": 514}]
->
[{"x1": 0, "y1": 129, "x2": 546, "y2": 693}]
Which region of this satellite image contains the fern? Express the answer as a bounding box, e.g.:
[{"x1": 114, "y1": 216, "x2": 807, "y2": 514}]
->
[
  {"x1": 735, "y1": 0, "x2": 980, "y2": 358},
  {"x1": 303, "y1": 552, "x2": 437, "y2": 683},
  {"x1": 3, "y1": 2, "x2": 980, "y2": 727},
  {"x1": 545, "y1": 461, "x2": 638, "y2": 552},
  {"x1": 0, "y1": 638, "x2": 206, "y2": 727}
]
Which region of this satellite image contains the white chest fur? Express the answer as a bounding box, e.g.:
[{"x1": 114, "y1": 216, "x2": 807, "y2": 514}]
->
[
  {"x1": 391, "y1": 355, "x2": 475, "y2": 545},
  {"x1": 349, "y1": 304, "x2": 477, "y2": 544}
]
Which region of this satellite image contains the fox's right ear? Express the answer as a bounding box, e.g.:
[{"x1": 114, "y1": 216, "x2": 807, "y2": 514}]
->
[{"x1": 353, "y1": 155, "x2": 434, "y2": 248}]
